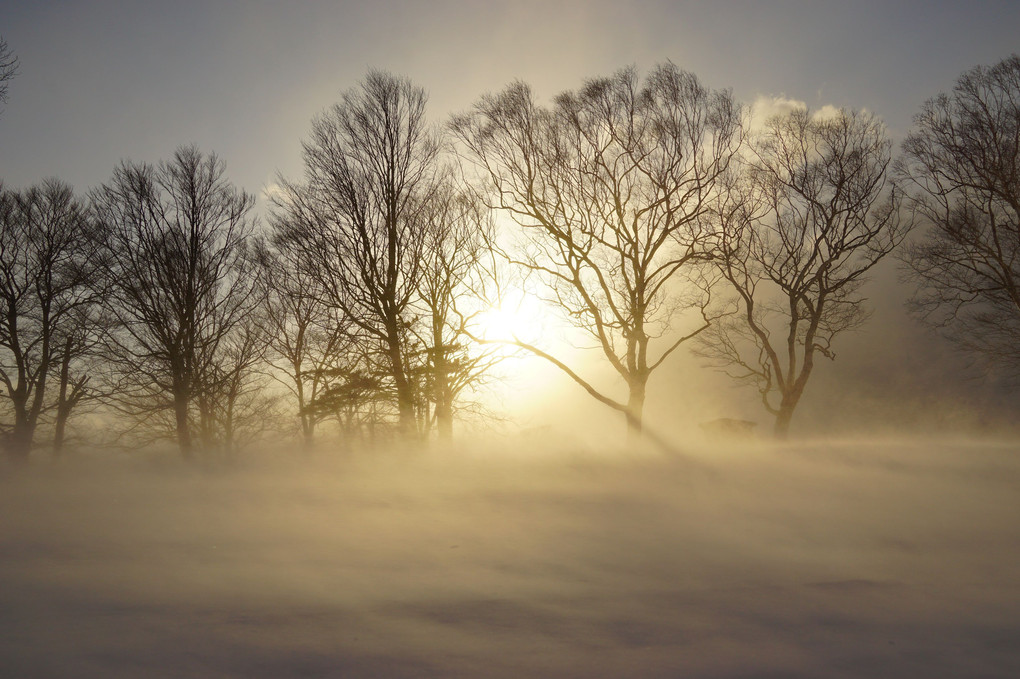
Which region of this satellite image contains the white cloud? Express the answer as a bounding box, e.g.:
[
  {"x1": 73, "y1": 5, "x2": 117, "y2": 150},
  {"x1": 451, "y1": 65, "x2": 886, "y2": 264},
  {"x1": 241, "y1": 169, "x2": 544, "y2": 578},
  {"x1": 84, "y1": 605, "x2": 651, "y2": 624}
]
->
[
  {"x1": 810, "y1": 104, "x2": 842, "y2": 121},
  {"x1": 749, "y1": 94, "x2": 807, "y2": 130},
  {"x1": 749, "y1": 95, "x2": 845, "y2": 130}
]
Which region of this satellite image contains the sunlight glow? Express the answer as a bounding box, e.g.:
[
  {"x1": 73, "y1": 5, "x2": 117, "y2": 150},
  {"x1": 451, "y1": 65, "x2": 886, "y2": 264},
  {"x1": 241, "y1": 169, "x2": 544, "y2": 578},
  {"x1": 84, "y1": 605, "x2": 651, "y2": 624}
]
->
[
  {"x1": 476, "y1": 304, "x2": 527, "y2": 342},
  {"x1": 465, "y1": 286, "x2": 582, "y2": 421},
  {"x1": 472, "y1": 286, "x2": 550, "y2": 345}
]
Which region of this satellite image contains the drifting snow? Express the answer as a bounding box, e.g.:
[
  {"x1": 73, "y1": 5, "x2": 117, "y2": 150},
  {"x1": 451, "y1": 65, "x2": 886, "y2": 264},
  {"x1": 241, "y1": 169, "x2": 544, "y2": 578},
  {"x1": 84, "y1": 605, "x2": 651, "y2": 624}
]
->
[{"x1": 1, "y1": 439, "x2": 1018, "y2": 678}]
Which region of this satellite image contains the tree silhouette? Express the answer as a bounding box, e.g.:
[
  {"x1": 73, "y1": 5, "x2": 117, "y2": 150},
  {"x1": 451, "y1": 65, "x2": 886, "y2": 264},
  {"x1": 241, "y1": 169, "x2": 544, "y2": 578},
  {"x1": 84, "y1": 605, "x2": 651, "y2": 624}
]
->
[
  {"x1": 0, "y1": 180, "x2": 104, "y2": 460},
  {"x1": 273, "y1": 71, "x2": 442, "y2": 441},
  {"x1": 277, "y1": 68, "x2": 456, "y2": 438},
  {"x1": 699, "y1": 108, "x2": 910, "y2": 437},
  {"x1": 257, "y1": 234, "x2": 358, "y2": 449},
  {"x1": 0, "y1": 37, "x2": 17, "y2": 115},
  {"x1": 899, "y1": 55, "x2": 1020, "y2": 380},
  {"x1": 92, "y1": 146, "x2": 261, "y2": 459},
  {"x1": 451, "y1": 64, "x2": 742, "y2": 437},
  {"x1": 413, "y1": 175, "x2": 502, "y2": 440}
]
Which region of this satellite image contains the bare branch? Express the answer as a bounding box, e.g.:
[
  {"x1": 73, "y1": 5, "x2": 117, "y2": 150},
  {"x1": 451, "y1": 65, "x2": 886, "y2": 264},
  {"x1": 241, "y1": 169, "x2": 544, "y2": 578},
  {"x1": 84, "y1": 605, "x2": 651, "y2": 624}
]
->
[
  {"x1": 899, "y1": 54, "x2": 1020, "y2": 379},
  {"x1": 451, "y1": 63, "x2": 742, "y2": 437}
]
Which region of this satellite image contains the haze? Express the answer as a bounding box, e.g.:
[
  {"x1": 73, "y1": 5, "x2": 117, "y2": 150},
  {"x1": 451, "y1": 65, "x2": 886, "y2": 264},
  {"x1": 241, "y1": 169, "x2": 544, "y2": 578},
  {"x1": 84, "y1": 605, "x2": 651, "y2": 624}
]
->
[{"x1": 1, "y1": 1, "x2": 1019, "y2": 677}]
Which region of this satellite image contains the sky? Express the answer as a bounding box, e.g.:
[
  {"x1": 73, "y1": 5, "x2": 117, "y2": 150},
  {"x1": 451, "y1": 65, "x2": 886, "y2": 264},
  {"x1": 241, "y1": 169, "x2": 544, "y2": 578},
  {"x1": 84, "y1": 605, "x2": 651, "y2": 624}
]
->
[
  {"x1": 1, "y1": 0, "x2": 1018, "y2": 439},
  {"x1": 4, "y1": 1, "x2": 1019, "y2": 195}
]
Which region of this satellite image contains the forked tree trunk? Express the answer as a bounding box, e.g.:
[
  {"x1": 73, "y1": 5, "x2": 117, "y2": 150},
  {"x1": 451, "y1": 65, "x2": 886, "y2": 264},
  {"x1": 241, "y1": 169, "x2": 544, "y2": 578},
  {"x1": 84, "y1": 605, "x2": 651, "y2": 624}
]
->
[{"x1": 773, "y1": 358, "x2": 814, "y2": 439}]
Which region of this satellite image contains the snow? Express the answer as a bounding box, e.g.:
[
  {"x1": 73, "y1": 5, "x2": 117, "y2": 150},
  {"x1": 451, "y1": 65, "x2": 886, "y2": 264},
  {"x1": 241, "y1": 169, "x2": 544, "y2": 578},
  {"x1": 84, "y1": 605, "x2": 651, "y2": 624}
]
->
[{"x1": 1, "y1": 439, "x2": 1018, "y2": 678}]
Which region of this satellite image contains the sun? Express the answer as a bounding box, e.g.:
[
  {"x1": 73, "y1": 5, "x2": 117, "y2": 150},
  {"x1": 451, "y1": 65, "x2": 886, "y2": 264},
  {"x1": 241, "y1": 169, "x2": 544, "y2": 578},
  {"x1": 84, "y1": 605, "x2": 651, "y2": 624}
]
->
[
  {"x1": 471, "y1": 285, "x2": 552, "y2": 345},
  {"x1": 476, "y1": 304, "x2": 526, "y2": 341}
]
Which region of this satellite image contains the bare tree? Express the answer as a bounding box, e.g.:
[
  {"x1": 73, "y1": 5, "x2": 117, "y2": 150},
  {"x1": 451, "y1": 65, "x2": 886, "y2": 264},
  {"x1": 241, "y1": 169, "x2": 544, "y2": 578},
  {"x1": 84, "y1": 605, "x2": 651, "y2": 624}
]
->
[
  {"x1": 700, "y1": 108, "x2": 910, "y2": 438},
  {"x1": 898, "y1": 55, "x2": 1020, "y2": 379},
  {"x1": 202, "y1": 317, "x2": 277, "y2": 458},
  {"x1": 0, "y1": 37, "x2": 17, "y2": 114},
  {"x1": 92, "y1": 146, "x2": 261, "y2": 459},
  {"x1": 272, "y1": 71, "x2": 441, "y2": 440},
  {"x1": 50, "y1": 294, "x2": 112, "y2": 456},
  {"x1": 257, "y1": 235, "x2": 354, "y2": 449},
  {"x1": 451, "y1": 64, "x2": 742, "y2": 437},
  {"x1": 413, "y1": 176, "x2": 502, "y2": 440},
  {"x1": 0, "y1": 180, "x2": 103, "y2": 461}
]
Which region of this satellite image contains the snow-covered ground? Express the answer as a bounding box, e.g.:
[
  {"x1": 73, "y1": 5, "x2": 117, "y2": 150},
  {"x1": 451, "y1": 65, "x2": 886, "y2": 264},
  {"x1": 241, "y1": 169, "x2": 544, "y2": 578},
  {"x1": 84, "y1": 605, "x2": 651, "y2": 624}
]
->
[{"x1": 1, "y1": 438, "x2": 1018, "y2": 678}]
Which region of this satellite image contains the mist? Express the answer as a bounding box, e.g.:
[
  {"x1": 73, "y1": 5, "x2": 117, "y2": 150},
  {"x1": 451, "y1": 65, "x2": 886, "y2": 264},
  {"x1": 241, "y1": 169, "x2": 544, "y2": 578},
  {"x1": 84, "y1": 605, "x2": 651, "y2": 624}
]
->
[
  {"x1": 2, "y1": 3, "x2": 1020, "y2": 677},
  {"x1": 2, "y1": 437, "x2": 1018, "y2": 678}
]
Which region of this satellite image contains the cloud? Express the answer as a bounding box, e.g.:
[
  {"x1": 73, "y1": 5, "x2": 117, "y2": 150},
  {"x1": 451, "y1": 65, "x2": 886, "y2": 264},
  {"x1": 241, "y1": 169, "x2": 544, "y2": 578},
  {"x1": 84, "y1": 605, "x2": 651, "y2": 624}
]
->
[
  {"x1": 810, "y1": 103, "x2": 842, "y2": 121},
  {"x1": 749, "y1": 94, "x2": 807, "y2": 130},
  {"x1": 749, "y1": 95, "x2": 844, "y2": 130}
]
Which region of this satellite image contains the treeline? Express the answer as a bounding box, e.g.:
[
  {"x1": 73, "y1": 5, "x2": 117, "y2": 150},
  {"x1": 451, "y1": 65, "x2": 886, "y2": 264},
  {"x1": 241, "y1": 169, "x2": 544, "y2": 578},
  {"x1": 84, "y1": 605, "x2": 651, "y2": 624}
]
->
[{"x1": 0, "y1": 48, "x2": 1017, "y2": 461}]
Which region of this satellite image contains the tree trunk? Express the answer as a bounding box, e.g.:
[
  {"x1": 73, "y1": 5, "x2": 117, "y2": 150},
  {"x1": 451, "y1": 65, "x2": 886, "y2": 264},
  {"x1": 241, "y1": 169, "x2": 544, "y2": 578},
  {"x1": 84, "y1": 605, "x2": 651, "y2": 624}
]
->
[
  {"x1": 773, "y1": 390, "x2": 801, "y2": 440},
  {"x1": 298, "y1": 399, "x2": 315, "y2": 452},
  {"x1": 5, "y1": 386, "x2": 33, "y2": 462},
  {"x1": 432, "y1": 320, "x2": 452, "y2": 441},
  {"x1": 54, "y1": 375, "x2": 86, "y2": 457},
  {"x1": 384, "y1": 320, "x2": 417, "y2": 441},
  {"x1": 5, "y1": 418, "x2": 32, "y2": 462},
  {"x1": 52, "y1": 337, "x2": 74, "y2": 458},
  {"x1": 625, "y1": 378, "x2": 646, "y2": 441},
  {"x1": 436, "y1": 400, "x2": 453, "y2": 440},
  {"x1": 173, "y1": 391, "x2": 193, "y2": 460},
  {"x1": 197, "y1": 392, "x2": 218, "y2": 456},
  {"x1": 53, "y1": 409, "x2": 69, "y2": 457},
  {"x1": 294, "y1": 360, "x2": 316, "y2": 452},
  {"x1": 774, "y1": 359, "x2": 813, "y2": 440},
  {"x1": 223, "y1": 409, "x2": 235, "y2": 462}
]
